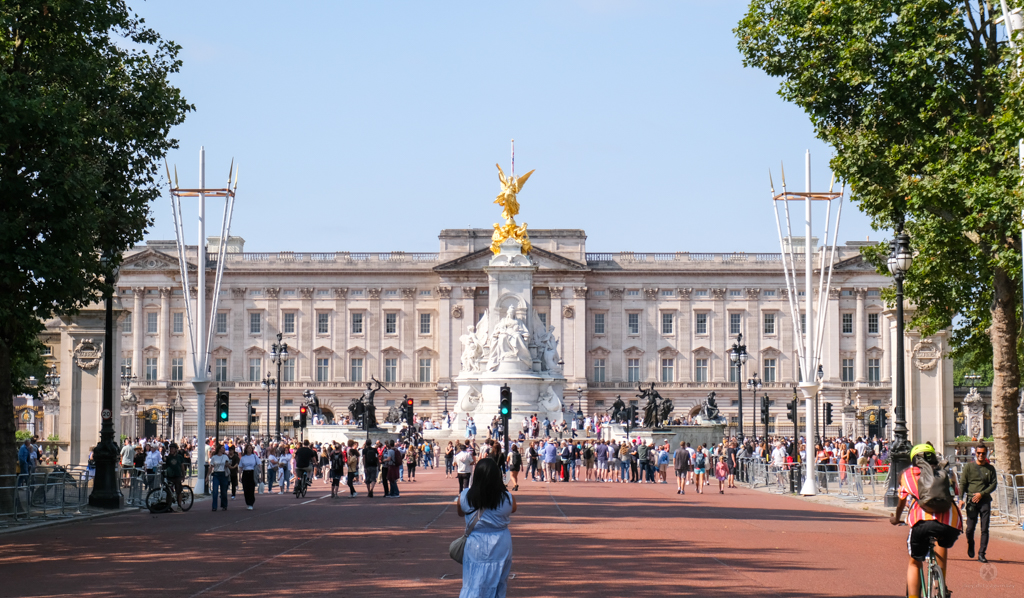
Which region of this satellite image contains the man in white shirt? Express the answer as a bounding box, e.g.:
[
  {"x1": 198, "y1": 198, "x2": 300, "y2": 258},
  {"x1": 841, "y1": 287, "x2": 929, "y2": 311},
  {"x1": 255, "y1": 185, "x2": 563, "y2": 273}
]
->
[
  {"x1": 454, "y1": 445, "x2": 474, "y2": 493},
  {"x1": 144, "y1": 444, "x2": 162, "y2": 489}
]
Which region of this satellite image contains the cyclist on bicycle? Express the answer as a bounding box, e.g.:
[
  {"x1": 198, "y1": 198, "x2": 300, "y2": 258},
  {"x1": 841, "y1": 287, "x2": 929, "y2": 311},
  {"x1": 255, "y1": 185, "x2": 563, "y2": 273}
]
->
[
  {"x1": 890, "y1": 443, "x2": 962, "y2": 598},
  {"x1": 294, "y1": 440, "x2": 317, "y2": 489},
  {"x1": 163, "y1": 443, "x2": 187, "y2": 511}
]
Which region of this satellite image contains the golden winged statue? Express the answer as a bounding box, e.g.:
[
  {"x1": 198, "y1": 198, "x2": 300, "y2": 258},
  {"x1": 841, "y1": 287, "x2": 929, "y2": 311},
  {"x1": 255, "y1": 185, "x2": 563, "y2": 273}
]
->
[{"x1": 491, "y1": 163, "x2": 536, "y2": 255}]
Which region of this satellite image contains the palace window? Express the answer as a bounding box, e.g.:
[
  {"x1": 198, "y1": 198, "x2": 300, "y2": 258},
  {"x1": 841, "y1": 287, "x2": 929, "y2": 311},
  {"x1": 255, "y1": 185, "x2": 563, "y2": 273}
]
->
[
  {"x1": 730, "y1": 363, "x2": 740, "y2": 383},
  {"x1": 763, "y1": 358, "x2": 776, "y2": 383},
  {"x1": 868, "y1": 313, "x2": 879, "y2": 334},
  {"x1": 868, "y1": 359, "x2": 880, "y2": 382},
  {"x1": 352, "y1": 312, "x2": 364, "y2": 334},
  {"x1": 538, "y1": 312, "x2": 547, "y2": 327},
  {"x1": 730, "y1": 289, "x2": 742, "y2": 297},
  {"x1": 146, "y1": 312, "x2": 158, "y2": 334},
  {"x1": 763, "y1": 312, "x2": 776, "y2": 335},
  {"x1": 594, "y1": 313, "x2": 605, "y2": 335},
  {"x1": 730, "y1": 313, "x2": 741, "y2": 336},
  {"x1": 695, "y1": 313, "x2": 708, "y2": 335},
  {"x1": 351, "y1": 358, "x2": 364, "y2": 382},
  {"x1": 593, "y1": 359, "x2": 606, "y2": 382},
  {"x1": 317, "y1": 312, "x2": 330, "y2": 335},
  {"x1": 216, "y1": 312, "x2": 228, "y2": 334},
  {"x1": 173, "y1": 312, "x2": 184, "y2": 334},
  {"x1": 249, "y1": 358, "x2": 261, "y2": 382},
  {"x1": 385, "y1": 313, "x2": 397, "y2": 335},
  {"x1": 627, "y1": 313, "x2": 640, "y2": 335},
  {"x1": 215, "y1": 358, "x2": 227, "y2": 382},
  {"x1": 842, "y1": 313, "x2": 853, "y2": 334},
  {"x1": 841, "y1": 359, "x2": 855, "y2": 382},
  {"x1": 249, "y1": 312, "x2": 261, "y2": 334},
  {"x1": 661, "y1": 312, "x2": 673, "y2": 334},
  {"x1": 146, "y1": 357, "x2": 158, "y2": 381},
  {"x1": 661, "y1": 358, "x2": 674, "y2": 382},
  {"x1": 384, "y1": 358, "x2": 398, "y2": 382},
  {"x1": 283, "y1": 312, "x2": 296, "y2": 334},
  {"x1": 123, "y1": 314, "x2": 132, "y2": 333},
  {"x1": 316, "y1": 358, "x2": 329, "y2": 382},
  {"x1": 121, "y1": 357, "x2": 132, "y2": 376},
  {"x1": 420, "y1": 313, "x2": 431, "y2": 334},
  {"x1": 282, "y1": 359, "x2": 295, "y2": 382},
  {"x1": 800, "y1": 313, "x2": 806, "y2": 334},
  {"x1": 419, "y1": 358, "x2": 432, "y2": 382},
  {"x1": 694, "y1": 359, "x2": 708, "y2": 382},
  {"x1": 627, "y1": 358, "x2": 640, "y2": 383},
  {"x1": 172, "y1": 358, "x2": 184, "y2": 382}
]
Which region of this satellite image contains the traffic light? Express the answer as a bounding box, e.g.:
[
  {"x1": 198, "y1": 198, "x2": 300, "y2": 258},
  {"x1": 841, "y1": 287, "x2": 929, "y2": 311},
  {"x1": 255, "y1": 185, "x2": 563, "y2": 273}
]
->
[
  {"x1": 405, "y1": 397, "x2": 414, "y2": 426},
  {"x1": 499, "y1": 384, "x2": 511, "y2": 418},
  {"x1": 786, "y1": 398, "x2": 798, "y2": 423},
  {"x1": 877, "y1": 408, "x2": 887, "y2": 431},
  {"x1": 299, "y1": 404, "x2": 308, "y2": 428},
  {"x1": 824, "y1": 402, "x2": 834, "y2": 426},
  {"x1": 249, "y1": 405, "x2": 258, "y2": 424},
  {"x1": 217, "y1": 391, "x2": 229, "y2": 422},
  {"x1": 760, "y1": 394, "x2": 770, "y2": 426}
]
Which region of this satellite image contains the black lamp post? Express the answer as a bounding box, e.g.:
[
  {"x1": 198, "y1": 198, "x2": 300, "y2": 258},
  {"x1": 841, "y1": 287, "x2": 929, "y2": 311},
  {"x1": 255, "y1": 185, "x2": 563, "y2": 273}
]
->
[
  {"x1": 269, "y1": 333, "x2": 289, "y2": 440},
  {"x1": 89, "y1": 252, "x2": 123, "y2": 508},
  {"x1": 261, "y1": 371, "x2": 275, "y2": 442},
  {"x1": 747, "y1": 373, "x2": 762, "y2": 441},
  {"x1": 441, "y1": 385, "x2": 450, "y2": 428},
  {"x1": 885, "y1": 225, "x2": 913, "y2": 508},
  {"x1": 120, "y1": 366, "x2": 137, "y2": 439},
  {"x1": 729, "y1": 333, "x2": 749, "y2": 441}
]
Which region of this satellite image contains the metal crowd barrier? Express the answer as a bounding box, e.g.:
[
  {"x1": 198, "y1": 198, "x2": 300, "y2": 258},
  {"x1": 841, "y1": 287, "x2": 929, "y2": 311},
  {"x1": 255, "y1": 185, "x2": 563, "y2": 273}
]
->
[{"x1": 0, "y1": 465, "x2": 95, "y2": 527}]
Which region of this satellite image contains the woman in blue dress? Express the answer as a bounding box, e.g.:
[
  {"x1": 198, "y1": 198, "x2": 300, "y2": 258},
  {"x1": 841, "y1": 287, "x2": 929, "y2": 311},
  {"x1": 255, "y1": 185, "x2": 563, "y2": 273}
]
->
[{"x1": 454, "y1": 458, "x2": 517, "y2": 598}]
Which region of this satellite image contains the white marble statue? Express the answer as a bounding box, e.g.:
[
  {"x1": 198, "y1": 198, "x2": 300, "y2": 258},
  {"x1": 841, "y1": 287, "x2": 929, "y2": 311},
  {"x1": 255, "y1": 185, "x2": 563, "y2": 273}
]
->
[
  {"x1": 487, "y1": 306, "x2": 531, "y2": 371},
  {"x1": 537, "y1": 383, "x2": 562, "y2": 412},
  {"x1": 459, "y1": 324, "x2": 483, "y2": 374},
  {"x1": 534, "y1": 323, "x2": 561, "y2": 373}
]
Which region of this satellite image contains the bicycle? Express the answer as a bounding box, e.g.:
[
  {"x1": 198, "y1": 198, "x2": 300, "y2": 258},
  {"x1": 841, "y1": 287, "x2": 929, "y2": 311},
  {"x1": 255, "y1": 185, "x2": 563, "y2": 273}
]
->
[
  {"x1": 918, "y1": 538, "x2": 947, "y2": 598},
  {"x1": 145, "y1": 469, "x2": 194, "y2": 513},
  {"x1": 293, "y1": 468, "x2": 313, "y2": 498}
]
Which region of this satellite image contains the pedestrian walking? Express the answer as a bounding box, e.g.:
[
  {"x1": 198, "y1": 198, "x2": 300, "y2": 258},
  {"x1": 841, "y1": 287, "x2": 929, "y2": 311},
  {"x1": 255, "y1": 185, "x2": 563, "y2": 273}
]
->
[
  {"x1": 455, "y1": 443, "x2": 474, "y2": 493},
  {"x1": 715, "y1": 456, "x2": 729, "y2": 494},
  {"x1": 445, "y1": 442, "x2": 456, "y2": 478},
  {"x1": 507, "y1": 444, "x2": 522, "y2": 491},
  {"x1": 960, "y1": 443, "x2": 997, "y2": 562},
  {"x1": 239, "y1": 444, "x2": 260, "y2": 510},
  {"x1": 674, "y1": 441, "x2": 690, "y2": 495},
  {"x1": 362, "y1": 440, "x2": 380, "y2": 498},
  {"x1": 210, "y1": 444, "x2": 230, "y2": 511},
  {"x1": 692, "y1": 444, "x2": 707, "y2": 494},
  {"x1": 228, "y1": 446, "x2": 240, "y2": 500},
  {"x1": 329, "y1": 445, "x2": 345, "y2": 498},
  {"x1": 454, "y1": 458, "x2": 517, "y2": 598}
]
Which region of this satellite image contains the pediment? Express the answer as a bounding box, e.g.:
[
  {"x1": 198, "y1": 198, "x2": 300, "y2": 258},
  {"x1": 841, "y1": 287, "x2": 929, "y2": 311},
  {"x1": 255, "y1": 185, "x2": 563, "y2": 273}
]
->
[
  {"x1": 415, "y1": 345, "x2": 438, "y2": 356},
  {"x1": 245, "y1": 345, "x2": 266, "y2": 356},
  {"x1": 657, "y1": 345, "x2": 680, "y2": 357},
  {"x1": 211, "y1": 345, "x2": 232, "y2": 356},
  {"x1": 831, "y1": 253, "x2": 881, "y2": 272},
  {"x1": 760, "y1": 345, "x2": 782, "y2": 357},
  {"x1": 312, "y1": 345, "x2": 334, "y2": 356},
  {"x1": 692, "y1": 345, "x2": 713, "y2": 357},
  {"x1": 434, "y1": 247, "x2": 588, "y2": 272},
  {"x1": 122, "y1": 248, "x2": 192, "y2": 272},
  {"x1": 347, "y1": 346, "x2": 368, "y2": 356},
  {"x1": 381, "y1": 345, "x2": 403, "y2": 357},
  {"x1": 623, "y1": 345, "x2": 645, "y2": 357},
  {"x1": 588, "y1": 345, "x2": 611, "y2": 358}
]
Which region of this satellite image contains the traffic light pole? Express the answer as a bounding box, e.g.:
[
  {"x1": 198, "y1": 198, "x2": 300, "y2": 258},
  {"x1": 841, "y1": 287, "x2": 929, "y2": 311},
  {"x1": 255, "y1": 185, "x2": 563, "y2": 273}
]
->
[
  {"x1": 246, "y1": 394, "x2": 252, "y2": 442},
  {"x1": 215, "y1": 385, "x2": 220, "y2": 444}
]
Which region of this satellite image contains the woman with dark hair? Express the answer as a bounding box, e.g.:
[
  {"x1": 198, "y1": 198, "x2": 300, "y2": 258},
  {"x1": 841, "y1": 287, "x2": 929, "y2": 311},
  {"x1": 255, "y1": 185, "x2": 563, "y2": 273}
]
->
[
  {"x1": 506, "y1": 444, "x2": 522, "y2": 491},
  {"x1": 454, "y1": 458, "x2": 517, "y2": 598}
]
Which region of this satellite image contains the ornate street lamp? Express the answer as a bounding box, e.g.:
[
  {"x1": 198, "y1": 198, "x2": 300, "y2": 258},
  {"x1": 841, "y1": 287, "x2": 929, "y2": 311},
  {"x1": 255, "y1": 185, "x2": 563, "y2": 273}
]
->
[
  {"x1": 885, "y1": 226, "x2": 913, "y2": 507},
  {"x1": 269, "y1": 333, "x2": 289, "y2": 440},
  {"x1": 747, "y1": 372, "x2": 762, "y2": 441},
  {"x1": 41, "y1": 367, "x2": 61, "y2": 439},
  {"x1": 89, "y1": 251, "x2": 122, "y2": 508},
  {"x1": 441, "y1": 385, "x2": 450, "y2": 428},
  {"x1": 121, "y1": 366, "x2": 137, "y2": 439},
  {"x1": 729, "y1": 333, "x2": 749, "y2": 441},
  {"x1": 261, "y1": 370, "x2": 277, "y2": 442}
]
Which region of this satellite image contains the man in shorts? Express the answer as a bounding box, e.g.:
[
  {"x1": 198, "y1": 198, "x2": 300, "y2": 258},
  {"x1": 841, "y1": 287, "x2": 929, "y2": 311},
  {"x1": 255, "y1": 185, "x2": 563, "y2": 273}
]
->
[
  {"x1": 595, "y1": 440, "x2": 609, "y2": 482},
  {"x1": 890, "y1": 443, "x2": 962, "y2": 598}
]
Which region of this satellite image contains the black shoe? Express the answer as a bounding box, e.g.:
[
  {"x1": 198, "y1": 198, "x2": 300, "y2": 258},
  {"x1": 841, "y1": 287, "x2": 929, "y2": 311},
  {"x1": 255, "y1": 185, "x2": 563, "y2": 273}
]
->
[
  {"x1": 978, "y1": 554, "x2": 988, "y2": 563},
  {"x1": 967, "y1": 544, "x2": 975, "y2": 559},
  {"x1": 368, "y1": 490, "x2": 373, "y2": 498}
]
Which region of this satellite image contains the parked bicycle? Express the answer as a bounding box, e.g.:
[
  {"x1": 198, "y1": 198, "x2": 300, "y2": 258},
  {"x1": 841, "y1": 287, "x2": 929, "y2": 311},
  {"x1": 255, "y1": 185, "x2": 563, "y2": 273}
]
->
[{"x1": 146, "y1": 468, "x2": 194, "y2": 513}]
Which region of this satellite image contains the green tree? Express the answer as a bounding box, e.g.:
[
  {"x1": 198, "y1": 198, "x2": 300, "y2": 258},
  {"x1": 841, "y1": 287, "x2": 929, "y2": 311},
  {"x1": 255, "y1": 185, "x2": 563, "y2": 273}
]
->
[
  {"x1": 1, "y1": 1, "x2": 191, "y2": 508},
  {"x1": 736, "y1": 0, "x2": 1022, "y2": 473}
]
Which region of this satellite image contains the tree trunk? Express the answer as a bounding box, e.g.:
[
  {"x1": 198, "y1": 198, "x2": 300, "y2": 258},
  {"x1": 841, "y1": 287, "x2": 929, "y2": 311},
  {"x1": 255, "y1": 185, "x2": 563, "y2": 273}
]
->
[
  {"x1": 0, "y1": 336, "x2": 17, "y2": 514},
  {"x1": 989, "y1": 266, "x2": 1022, "y2": 475}
]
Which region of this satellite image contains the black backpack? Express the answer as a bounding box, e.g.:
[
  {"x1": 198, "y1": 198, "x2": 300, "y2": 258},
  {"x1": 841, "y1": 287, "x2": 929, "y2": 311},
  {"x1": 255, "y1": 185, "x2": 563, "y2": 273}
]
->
[
  {"x1": 583, "y1": 446, "x2": 594, "y2": 460},
  {"x1": 511, "y1": 452, "x2": 522, "y2": 468},
  {"x1": 914, "y1": 454, "x2": 954, "y2": 514},
  {"x1": 364, "y1": 449, "x2": 379, "y2": 467}
]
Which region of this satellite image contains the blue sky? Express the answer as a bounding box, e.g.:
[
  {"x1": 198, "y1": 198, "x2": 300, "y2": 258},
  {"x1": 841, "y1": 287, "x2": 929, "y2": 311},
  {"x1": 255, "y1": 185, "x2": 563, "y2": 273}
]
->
[{"x1": 137, "y1": 0, "x2": 879, "y2": 254}]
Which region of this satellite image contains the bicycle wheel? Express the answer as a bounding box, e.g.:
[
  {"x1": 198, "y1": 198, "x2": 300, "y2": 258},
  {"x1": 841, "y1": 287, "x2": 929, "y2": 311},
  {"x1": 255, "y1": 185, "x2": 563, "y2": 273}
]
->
[
  {"x1": 179, "y1": 486, "x2": 194, "y2": 511},
  {"x1": 145, "y1": 487, "x2": 170, "y2": 513},
  {"x1": 300, "y1": 480, "x2": 308, "y2": 498},
  {"x1": 928, "y1": 560, "x2": 946, "y2": 598}
]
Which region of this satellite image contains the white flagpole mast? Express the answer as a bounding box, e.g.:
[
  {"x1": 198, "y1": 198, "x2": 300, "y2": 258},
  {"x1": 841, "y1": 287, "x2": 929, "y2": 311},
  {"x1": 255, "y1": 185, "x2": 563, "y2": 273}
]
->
[
  {"x1": 800, "y1": 150, "x2": 818, "y2": 495},
  {"x1": 193, "y1": 148, "x2": 211, "y2": 494}
]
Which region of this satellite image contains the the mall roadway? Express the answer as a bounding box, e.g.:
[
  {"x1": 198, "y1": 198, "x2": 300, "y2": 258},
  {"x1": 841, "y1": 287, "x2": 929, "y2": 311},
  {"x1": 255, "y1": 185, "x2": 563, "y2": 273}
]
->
[{"x1": 1, "y1": 467, "x2": 1022, "y2": 598}]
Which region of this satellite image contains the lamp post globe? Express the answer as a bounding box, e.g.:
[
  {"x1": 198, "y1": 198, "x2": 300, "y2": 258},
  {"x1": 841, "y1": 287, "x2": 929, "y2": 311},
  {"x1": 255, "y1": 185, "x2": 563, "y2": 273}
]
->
[{"x1": 729, "y1": 334, "x2": 747, "y2": 441}]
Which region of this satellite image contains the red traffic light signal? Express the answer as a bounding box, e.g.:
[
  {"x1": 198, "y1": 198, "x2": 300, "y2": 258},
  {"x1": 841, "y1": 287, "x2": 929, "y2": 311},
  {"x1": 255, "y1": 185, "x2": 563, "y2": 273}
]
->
[
  {"x1": 405, "y1": 398, "x2": 414, "y2": 408},
  {"x1": 299, "y1": 405, "x2": 308, "y2": 415}
]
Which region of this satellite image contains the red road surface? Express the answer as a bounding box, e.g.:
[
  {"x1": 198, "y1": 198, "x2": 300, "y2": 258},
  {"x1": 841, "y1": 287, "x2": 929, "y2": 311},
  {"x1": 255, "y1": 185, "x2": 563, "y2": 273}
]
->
[{"x1": 1, "y1": 466, "x2": 1022, "y2": 597}]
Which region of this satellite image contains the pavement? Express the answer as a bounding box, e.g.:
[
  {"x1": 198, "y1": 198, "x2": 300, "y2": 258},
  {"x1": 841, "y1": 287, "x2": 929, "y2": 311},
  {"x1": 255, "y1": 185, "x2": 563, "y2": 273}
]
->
[{"x1": 1, "y1": 467, "x2": 1022, "y2": 597}]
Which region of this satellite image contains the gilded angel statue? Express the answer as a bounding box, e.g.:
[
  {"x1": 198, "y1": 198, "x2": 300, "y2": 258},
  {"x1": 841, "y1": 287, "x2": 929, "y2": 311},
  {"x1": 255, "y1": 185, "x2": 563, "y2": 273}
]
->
[{"x1": 494, "y1": 164, "x2": 535, "y2": 222}]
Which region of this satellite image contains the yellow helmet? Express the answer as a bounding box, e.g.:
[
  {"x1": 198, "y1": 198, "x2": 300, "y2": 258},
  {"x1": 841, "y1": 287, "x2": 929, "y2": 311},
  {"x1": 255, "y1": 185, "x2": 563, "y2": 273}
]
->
[{"x1": 909, "y1": 443, "x2": 935, "y2": 461}]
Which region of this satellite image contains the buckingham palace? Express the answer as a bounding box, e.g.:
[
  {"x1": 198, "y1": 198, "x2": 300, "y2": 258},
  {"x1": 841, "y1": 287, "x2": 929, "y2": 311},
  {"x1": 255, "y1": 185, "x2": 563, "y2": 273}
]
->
[{"x1": 39, "y1": 227, "x2": 955, "y2": 455}]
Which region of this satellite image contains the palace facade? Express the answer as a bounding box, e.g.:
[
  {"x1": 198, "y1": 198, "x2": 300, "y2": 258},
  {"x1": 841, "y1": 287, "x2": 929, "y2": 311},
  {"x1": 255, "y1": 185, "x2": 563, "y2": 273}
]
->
[{"x1": 40, "y1": 227, "x2": 955, "y2": 449}]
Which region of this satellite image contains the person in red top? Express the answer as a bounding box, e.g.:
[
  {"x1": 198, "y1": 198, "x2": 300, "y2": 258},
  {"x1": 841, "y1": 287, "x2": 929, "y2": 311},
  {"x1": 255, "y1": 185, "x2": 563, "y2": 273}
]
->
[{"x1": 890, "y1": 443, "x2": 962, "y2": 598}]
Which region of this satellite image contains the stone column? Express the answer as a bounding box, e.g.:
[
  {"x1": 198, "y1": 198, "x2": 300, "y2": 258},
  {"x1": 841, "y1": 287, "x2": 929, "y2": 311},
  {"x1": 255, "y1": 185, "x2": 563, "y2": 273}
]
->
[
  {"x1": 231, "y1": 287, "x2": 247, "y2": 380},
  {"x1": 712, "y1": 288, "x2": 726, "y2": 381},
  {"x1": 436, "y1": 286, "x2": 451, "y2": 384},
  {"x1": 609, "y1": 288, "x2": 624, "y2": 380},
  {"x1": 300, "y1": 288, "x2": 315, "y2": 380},
  {"x1": 825, "y1": 288, "x2": 840, "y2": 382},
  {"x1": 855, "y1": 288, "x2": 867, "y2": 382},
  {"x1": 677, "y1": 289, "x2": 692, "y2": 382},
  {"x1": 368, "y1": 288, "x2": 382, "y2": 377},
  {"x1": 159, "y1": 287, "x2": 171, "y2": 380},
  {"x1": 745, "y1": 288, "x2": 761, "y2": 382},
  {"x1": 334, "y1": 288, "x2": 348, "y2": 380},
  {"x1": 572, "y1": 286, "x2": 588, "y2": 386},
  {"x1": 401, "y1": 288, "x2": 416, "y2": 381},
  {"x1": 881, "y1": 311, "x2": 892, "y2": 382},
  {"x1": 132, "y1": 287, "x2": 144, "y2": 378},
  {"x1": 644, "y1": 288, "x2": 659, "y2": 381}
]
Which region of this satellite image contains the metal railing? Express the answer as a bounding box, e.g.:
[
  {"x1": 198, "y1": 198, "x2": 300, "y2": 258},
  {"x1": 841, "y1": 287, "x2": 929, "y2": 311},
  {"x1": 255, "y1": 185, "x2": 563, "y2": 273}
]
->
[{"x1": 0, "y1": 466, "x2": 95, "y2": 527}]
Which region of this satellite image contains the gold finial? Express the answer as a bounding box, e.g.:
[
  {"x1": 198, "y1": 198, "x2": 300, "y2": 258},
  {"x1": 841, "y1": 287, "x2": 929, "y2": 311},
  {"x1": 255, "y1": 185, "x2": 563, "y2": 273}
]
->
[{"x1": 490, "y1": 151, "x2": 535, "y2": 255}]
